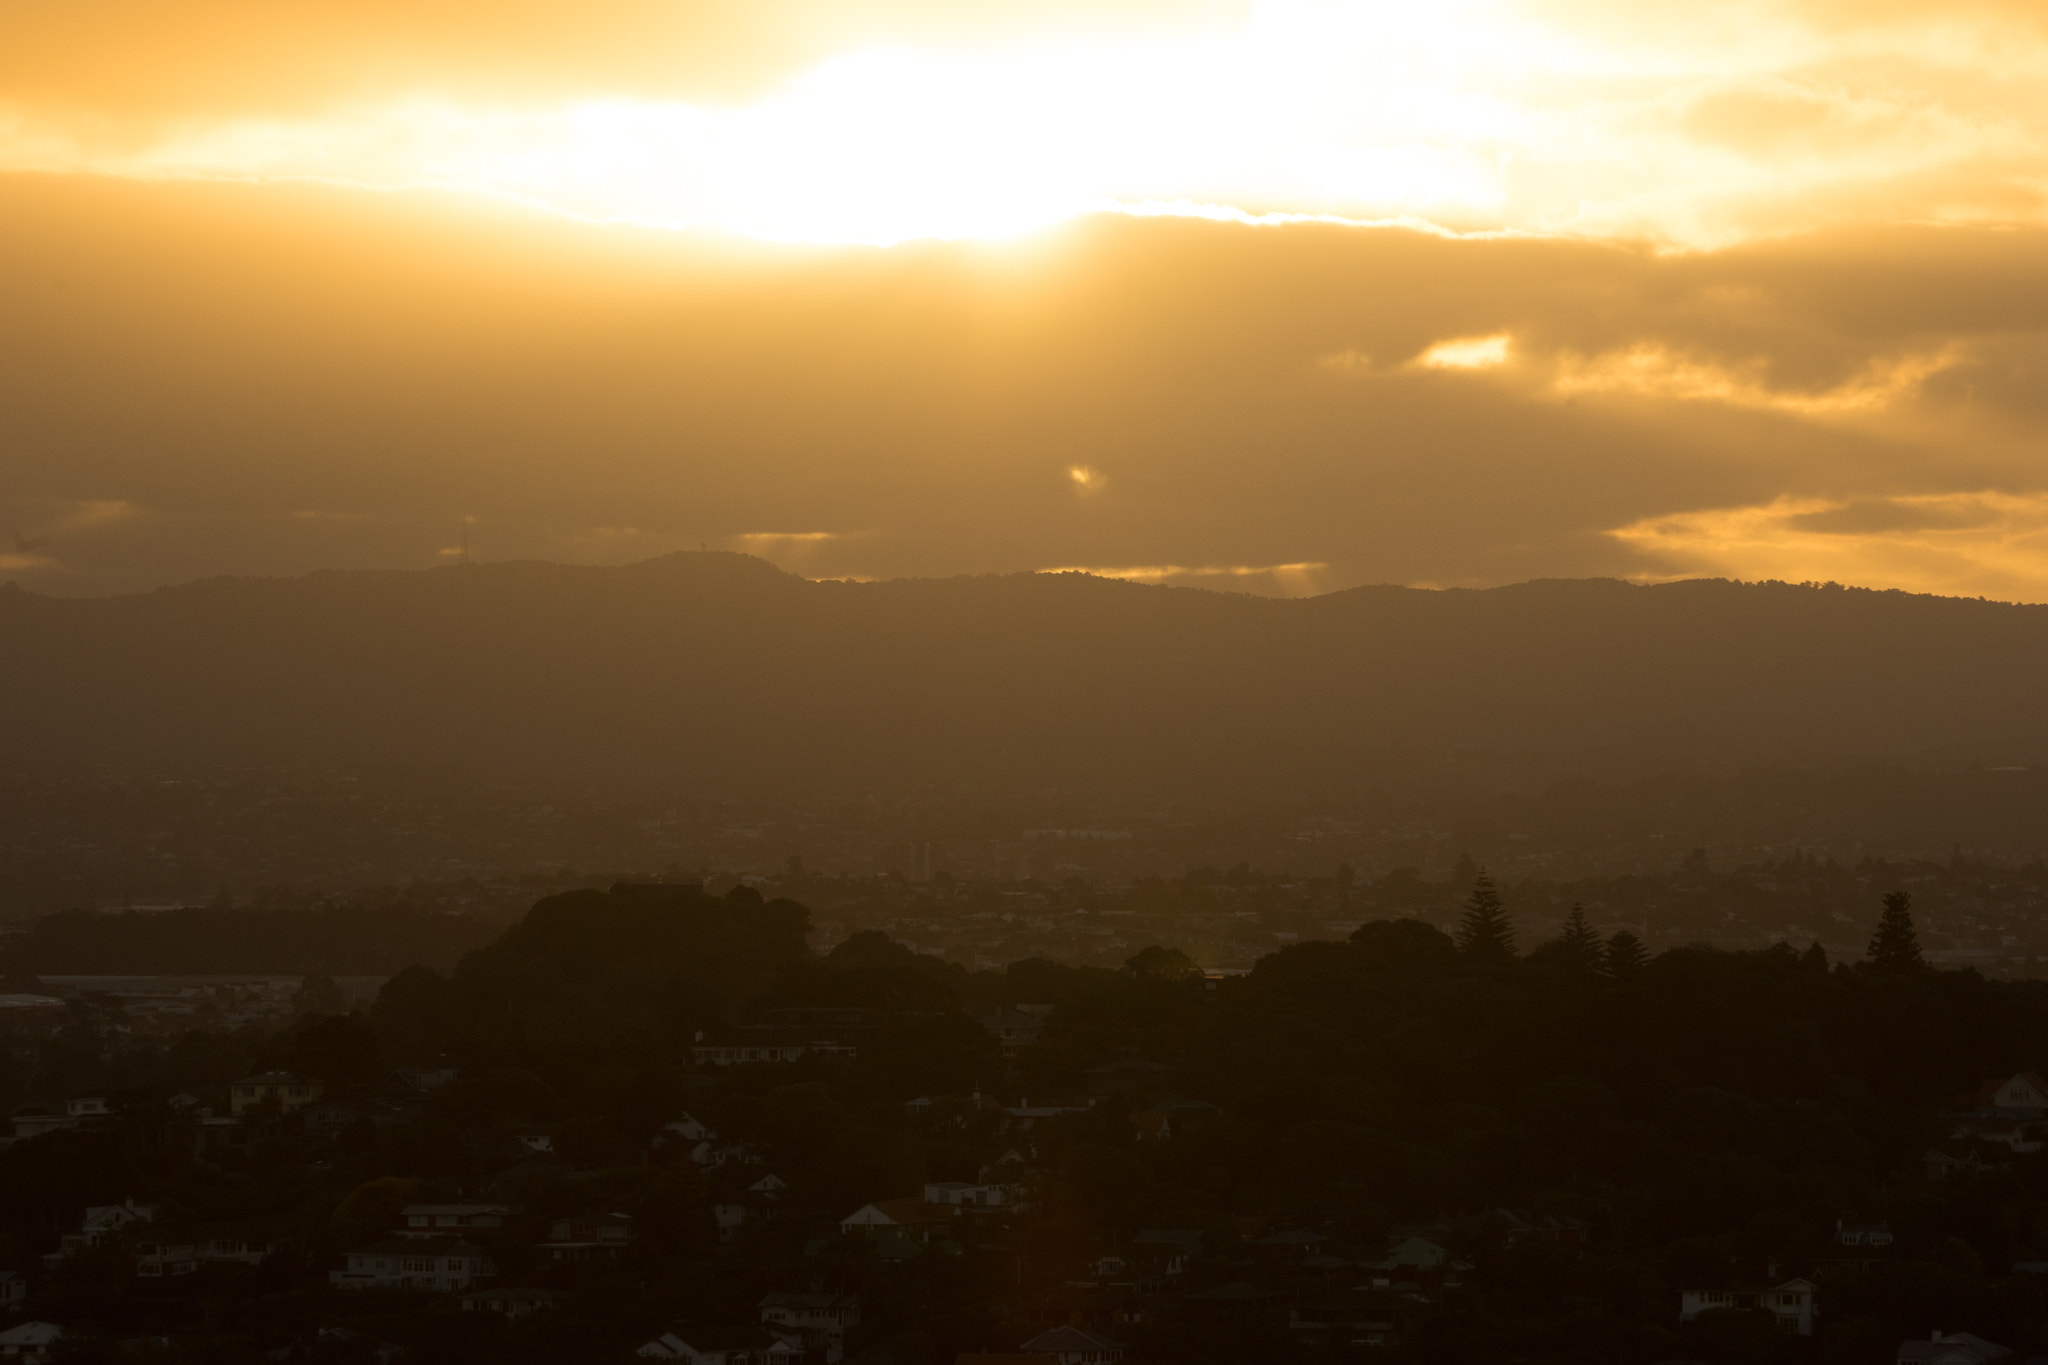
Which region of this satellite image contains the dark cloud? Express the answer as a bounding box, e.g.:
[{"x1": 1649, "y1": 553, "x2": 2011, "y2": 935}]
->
[{"x1": 1, "y1": 175, "x2": 2045, "y2": 597}]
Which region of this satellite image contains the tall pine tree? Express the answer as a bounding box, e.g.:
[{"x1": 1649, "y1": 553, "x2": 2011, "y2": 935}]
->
[
  {"x1": 1556, "y1": 903, "x2": 1602, "y2": 975},
  {"x1": 1457, "y1": 873, "x2": 1516, "y2": 962},
  {"x1": 1867, "y1": 890, "x2": 1923, "y2": 972},
  {"x1": 1603, "y1": 930, "x2": 1649, "y2": 981}
]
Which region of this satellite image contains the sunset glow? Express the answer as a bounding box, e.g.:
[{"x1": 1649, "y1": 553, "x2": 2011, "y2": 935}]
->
[
  {"x1": 5, "y1": 0, "x2": 2048, "y2": 603},
  {"x1": 8, "y1": 0, "x2": 2048, "y2": 247}
]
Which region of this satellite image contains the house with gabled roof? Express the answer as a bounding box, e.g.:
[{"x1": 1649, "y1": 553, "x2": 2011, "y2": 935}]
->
[
  {"x1": 840, "y1": 1199, "x2": 954, "y2": 1241},
  {"x1": 1015, "y1": 1326, "x2": 1123, "y2": 1365},
  {"x1": 637, "y1": 1325, "x2": 800, "y2": 1365},
  {"x1": 1679, "y1": 1279, "x2": 1816, "y2": 1336},
  {"x1": 330, "y1": 1238, "x2": 495, "y2": 1292},
  {"x1": 1984, "y1": 1074, "x2": 2048, "y2": 1119},
  {"x1": 0, "y1": 1321, "x2": 64, "y2": 1363},
  {"x1": 759, "y1": 1291, "x2": 860, "y2": 1361}
]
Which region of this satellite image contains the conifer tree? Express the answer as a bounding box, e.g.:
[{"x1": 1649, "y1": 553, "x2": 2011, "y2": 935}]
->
[
  {"x1": 1603, "y1": 930, "x2": 1648, "y2": 981},
  {"x1": 1868, "y1": 890, "x2": 1923, "y2": 972},
  {"x1": 1801, "y1": 941, "x2": 1828, "y2": 974},
  {"x1": 1557, "y1": 904, "x2": 1601, "y2": 974},
  {"x1": 1456, "y1": 873, "x2": 1516, "y2": 961}
]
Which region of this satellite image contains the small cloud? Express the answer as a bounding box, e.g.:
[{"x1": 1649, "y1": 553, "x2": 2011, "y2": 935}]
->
[
  {"x1": 1318, "y1": 350, "x2": 1373, "y2": 374},
  {"x1": 1550, "y1": 343, "x2": 1959, "y2": 415},
  {"x1": 1039, "y1": 561, "x2": 1329, "y2": 594},
  {"x1": 736, "y1": 531, "x2": 838, "y2": 544},
  {"x1": 1069, "y1": 465, "x2": 1106, "y2": 493},
  {"x1": 1414, "y1": 334, "x2": 1511, "y2": 370}
]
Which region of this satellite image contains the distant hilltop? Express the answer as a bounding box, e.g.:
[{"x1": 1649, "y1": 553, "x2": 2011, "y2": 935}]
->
[{"x1": 3, "y1": 553, "x2": 2046, "y2": 794}]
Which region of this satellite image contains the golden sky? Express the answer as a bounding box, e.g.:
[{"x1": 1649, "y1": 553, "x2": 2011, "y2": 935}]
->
[{"x1": 4, "y1": 0, "x2": 2048, "y2": 597}]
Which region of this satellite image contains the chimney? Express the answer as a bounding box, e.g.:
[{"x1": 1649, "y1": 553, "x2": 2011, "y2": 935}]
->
[{"x1": 1933, "y1": 1331, "x2": 1943, "y2": 1342}]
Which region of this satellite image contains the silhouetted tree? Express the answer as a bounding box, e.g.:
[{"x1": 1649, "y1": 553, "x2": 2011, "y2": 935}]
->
[
  {"x1": 1125, "y1": 946, "x2": 1199, "y2": 981},
  {"x1": 293, "y1": 973, "x2": 346, "y2": 1016},
  {"x1": 1868, "y1": 890, "x2": 1923, "y2": 971},
  {"x1": 1555, "y1": 904, "x2": 1601, "y2": 974},
  {"x1": 1603, "y1": 930, "x2": 1648, "y2": 981},
  {"x1": 1801, "y1": 940, "x2": 1828, "y2": 974},
  {"x1": 1456, "y1": 873, "x2": 1515, "y2": 962},
  {"x1": 1350, "y1": 918, "x2": 1458, "y2": 972}
]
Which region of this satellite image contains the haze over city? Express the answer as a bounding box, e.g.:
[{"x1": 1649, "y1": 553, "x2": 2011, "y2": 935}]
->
[{"x1": 8, "y1": 3, "x2": 2048, "y2": 1364}]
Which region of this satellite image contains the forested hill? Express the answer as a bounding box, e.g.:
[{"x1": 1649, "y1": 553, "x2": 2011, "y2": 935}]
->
[{"x1": 4, "y1": 554, "x2": 2046, "y2": 794}]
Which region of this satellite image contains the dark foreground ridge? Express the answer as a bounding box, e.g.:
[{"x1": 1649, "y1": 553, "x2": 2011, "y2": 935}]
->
[{"x1": 4, "y1": 554, "x2": 2047, "y2": 791}]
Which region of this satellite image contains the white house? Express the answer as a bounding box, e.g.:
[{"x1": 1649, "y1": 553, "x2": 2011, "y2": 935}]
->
[
  {"x1": 666, "y1": 1113, "x2": 717, "y2": 1142},
  {"x1": 1987, "y1": 1074, "x2": 2048, "y2": 1118},
  {"x1": 134, "y1": 1227, "x2": 285, "y2": 1276},
  {"x1": 0, "y1": 1323, "x2": 63, "y2": 1363},
  {"x1": 759, "y1": 1291, "x2": 860, "y2": 1361},
  {"x1": 330, "y1": 1239, "x2": 496, "y2": 1292},
  {"x1": 923, "y1": 1181, "x2": 1014, "y2": 1209},
  {"x1": 47, "y1": 1199, "x2": 158, "y2": 1265},
  {"x1": 0, "y1": 1271, "x2": 25, "y2": 1309},
  {"x1": 637, "y1": 1326, "x2": 801, "y2": 1365},
  {"x1": 9, "y1": 1105, "x2": 77, "y2": 1142},
  {"x1": 1679, "y1": 1279, "x2": 1816, "y2": 1336},
  {"x1": 840, "y1": 1200, "x2": 953, "y2": 1240},
  {"x1": 1017, "y1": 1326, "x2": 1125, "y2": 1365}
]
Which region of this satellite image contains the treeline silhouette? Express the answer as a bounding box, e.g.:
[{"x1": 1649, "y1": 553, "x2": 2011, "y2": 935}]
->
[
  {"x1": 7, "y1": 880, "x2": 2048, "y2": 1362},
  {"x1": 1, "y1": 905, "x2": 502, "y2": 976}
]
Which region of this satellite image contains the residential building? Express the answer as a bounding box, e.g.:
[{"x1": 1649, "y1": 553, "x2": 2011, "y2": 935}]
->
[
  {"x1": 1288, "y1": 1288, "x2": 1407, "y2": 1350},
  {"x1": 229, "y1": 1072, "x2": 324, "y2": 1116},
  {"x1": 0, "y1": 1271, "x2": 24, "y2": 1309},
  {"x1": 1926, "y1": 1147, "x2": 1991, "y2": 1180},
  {"x1": 539, "y1": 1213, "x2": 634, "y2": 1260},
  {"x1": 399, "y1": 1204, "x2": 513, "y2": 1237},
  {"x1": 922, "y1": 1181, "x2": 1015, "y2": 1210},
  {"x1": 978, "y1": 1008, "x2": 1048, "y2": 1055},
  {"x1": 1016, "y1": 1326, "x2": 1125, "y2": 1365},
  {"x1": 1127, "y1": 1229, "x2": 1202, "y2": 1280},
  {"x1": 461, "y1": 1287, "x2": 556, "y2": 1318},
  {"x1": 9, "y1": 1105, "x2": 77, "y2": 1142},
  {"x1": 330, "y1": 1239, "x2": 495, "y2": 1292},
  {"x1": 666, "y1": 1113, "x2": 717, "y2": 1142},
  {"x1": 1898, "y1": 1332, "x2": 2014, "y2": 1365},
  {"x1": 1679, "y1": 1279, "x2": 1817, "y2": 1336},
  {"x1": 1984, "y1": 1075, "x2": 2048, "y2": 1119},
  {"x1": 134, "y1": 1232, "x2": 199, "y2": 1278},
  {"x1": 840, "y1": 1200, "x2": 954, "y2": 1241},
  {"x1": 690, "y1": 1031, "x2": 857, "y2": 1067},
  {"x1": 0, "y1": 1322, "x2": 63, "y2": 1363},
  {"x1": 1372, "y1": 1237, "x2": 1469, "y2": 1287},
  {"x1": 135, "y1": 1227, "x2": 286, "y2": 1276},
  {"x1": 759, "y1": 1291, "x2": 860, "y2": 1361},
  {"x1": 47, "y1": 1200, "x2": 157, "y2": 1265},
  {"x1": 637, "y1": 1326, "x2": 801, "y2": 1364}
]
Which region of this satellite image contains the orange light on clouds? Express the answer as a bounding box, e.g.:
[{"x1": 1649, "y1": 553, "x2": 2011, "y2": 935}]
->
[
  {"x1": 8, "y1": 0, "x2": 2048, "y2": 245},
  {"x1": 1610, "y1": 492, "x2": 2048, "y2": 603}
]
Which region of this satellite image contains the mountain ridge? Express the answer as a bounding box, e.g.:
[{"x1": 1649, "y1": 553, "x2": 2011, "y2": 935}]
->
[{"x1": 5, "y1": 554, "x2": 2045, "y2": 794}]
